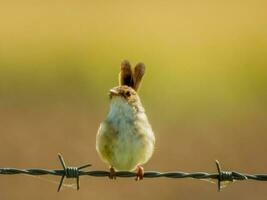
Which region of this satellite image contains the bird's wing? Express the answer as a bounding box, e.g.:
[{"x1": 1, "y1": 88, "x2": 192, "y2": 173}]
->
[{"x1": 96, "y1": 121, "x2": 117, "y2": 164}]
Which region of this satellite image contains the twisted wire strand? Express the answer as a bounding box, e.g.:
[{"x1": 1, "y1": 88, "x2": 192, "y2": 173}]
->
[{"x1": 0, "y1": 154, "x2": 267, "y2": 192}]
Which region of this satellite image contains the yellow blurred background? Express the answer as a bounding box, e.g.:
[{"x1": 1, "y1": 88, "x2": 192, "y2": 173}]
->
[{"x1": 0, "y1": 0, "x2": 267, "y2": 199}]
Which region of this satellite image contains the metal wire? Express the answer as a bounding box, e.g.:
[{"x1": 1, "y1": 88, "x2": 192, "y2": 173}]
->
[{"x1": 0, "y1": 154, "x2": 267, "y2": 192}]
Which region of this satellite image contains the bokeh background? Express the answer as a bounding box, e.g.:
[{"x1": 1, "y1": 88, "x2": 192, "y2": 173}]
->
[{"x1": 0, "y1": 0, "x2": 267, "y2": 199}]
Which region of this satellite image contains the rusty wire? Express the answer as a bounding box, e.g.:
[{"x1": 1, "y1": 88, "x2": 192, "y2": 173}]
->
[{"x1": 0, "y1": 154, "x2": 267, "y2": 192}]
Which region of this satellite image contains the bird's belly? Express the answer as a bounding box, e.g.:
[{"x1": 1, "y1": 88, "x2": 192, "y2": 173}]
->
[
  {"x1": 108, "y1": 128, "x2": 153, "y2": 171},
  {"x1": 112, "y1": 138, "x2": 139, "y2": 170}
]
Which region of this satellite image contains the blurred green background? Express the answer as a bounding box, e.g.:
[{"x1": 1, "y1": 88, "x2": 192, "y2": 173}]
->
[{"x1": 0, "y1": 0, "x2": 267, "y2": 199}]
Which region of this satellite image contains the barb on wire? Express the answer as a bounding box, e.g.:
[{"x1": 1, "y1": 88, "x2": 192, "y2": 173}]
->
[
  {"x1": 0, "y1": 154, "x2": 267, "y2": 192},
  {"x1": 57, "y1": 154, "x2": 91, "y2": 192}
]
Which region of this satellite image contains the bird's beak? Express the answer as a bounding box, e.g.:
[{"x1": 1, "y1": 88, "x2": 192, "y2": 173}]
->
[{"x1": 109, "y1": 89, "x2": 119, "y2": 97}]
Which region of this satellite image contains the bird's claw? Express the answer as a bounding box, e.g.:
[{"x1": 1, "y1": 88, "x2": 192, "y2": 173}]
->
[
  {"x1": 135, "y1": 166, "x2": 144, "y2": 181},
  {"x1": 109, "y1": 167, "x2": 116, "y2": 180}
]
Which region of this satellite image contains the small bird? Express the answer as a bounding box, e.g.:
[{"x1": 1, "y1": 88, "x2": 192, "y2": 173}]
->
[{"x1": 96, "y1": 60, "x2": 155, "y2": 180}]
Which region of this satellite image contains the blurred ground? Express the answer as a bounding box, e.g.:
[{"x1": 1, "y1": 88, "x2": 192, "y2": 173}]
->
[{"x1": 0, "y1": 0, "x2": 267, "y2": 199}]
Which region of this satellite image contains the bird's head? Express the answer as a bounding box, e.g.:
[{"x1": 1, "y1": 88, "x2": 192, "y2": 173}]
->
[
  {"x1": 109, "y1": 85, "x2": 140, "y2": 104},
  {"x1": 109, "y1": 85, "x2": 143, "y2": 112}
]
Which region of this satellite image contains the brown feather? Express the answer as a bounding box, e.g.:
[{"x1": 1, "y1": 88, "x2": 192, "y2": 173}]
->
[
  {"x1": 133, "y1": 62, "x2": 145, "y2": 91},
  {"x1": 119, "y1": 60, "x2": 134, "y2": 87}
]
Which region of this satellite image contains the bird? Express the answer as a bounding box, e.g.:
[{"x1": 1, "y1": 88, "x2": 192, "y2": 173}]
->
[{"x1": 96, "y1": 60, "x2": 155, "y2": 180}]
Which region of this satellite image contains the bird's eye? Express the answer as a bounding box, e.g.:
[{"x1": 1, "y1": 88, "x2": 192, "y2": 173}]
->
[{"x1": 125, "y1": 91, "x2": 131, "y2": 97}]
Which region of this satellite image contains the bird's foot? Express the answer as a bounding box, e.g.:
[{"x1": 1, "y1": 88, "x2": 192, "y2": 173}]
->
[
  {"x1": 135, "y1": 165, "x2": 144, "y2": 181},
  {"x1": 109, "y1": 166, "x2": 116, "y2": 180}
]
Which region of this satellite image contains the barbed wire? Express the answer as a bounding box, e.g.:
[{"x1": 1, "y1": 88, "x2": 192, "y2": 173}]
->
[{"x1": 0, "y1": 154, "x2": 267, "y2": 192}]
